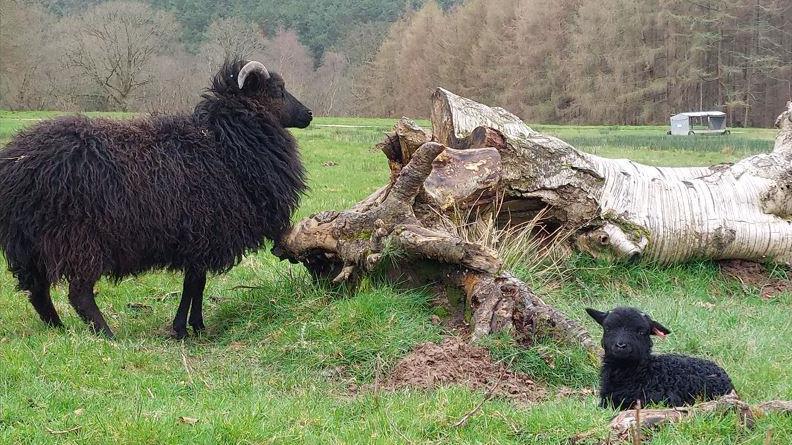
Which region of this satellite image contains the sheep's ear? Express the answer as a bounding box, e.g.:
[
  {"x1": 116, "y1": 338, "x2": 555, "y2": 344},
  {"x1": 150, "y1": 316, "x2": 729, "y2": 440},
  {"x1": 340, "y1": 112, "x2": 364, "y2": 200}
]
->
[
  {"x1": 585, "y1": 308, "x2": 608, "y2": 326},
  {"x1": 649, "y1": 319, "x2": 671, "y2": 338}
]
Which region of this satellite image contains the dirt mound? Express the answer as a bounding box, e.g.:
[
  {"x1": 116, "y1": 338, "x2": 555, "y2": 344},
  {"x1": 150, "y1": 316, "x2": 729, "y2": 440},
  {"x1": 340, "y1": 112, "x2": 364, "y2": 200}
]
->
[
  {"x1": 382, "y1": 337, "x2": 545, "y2": 403},
  {"x1": 719, "y1": 259, "x2": 792, "y2": 299}
]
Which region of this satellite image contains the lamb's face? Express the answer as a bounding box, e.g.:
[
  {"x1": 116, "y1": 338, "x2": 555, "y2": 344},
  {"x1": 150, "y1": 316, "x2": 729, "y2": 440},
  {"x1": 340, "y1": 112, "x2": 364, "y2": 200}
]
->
[{"x1": 586, "y1": 307, "x2": 670, "y2": 363}]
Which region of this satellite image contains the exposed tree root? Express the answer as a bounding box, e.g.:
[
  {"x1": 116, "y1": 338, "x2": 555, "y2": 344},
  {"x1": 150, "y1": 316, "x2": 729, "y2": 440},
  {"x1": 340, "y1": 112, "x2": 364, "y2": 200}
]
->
[{"x1": 274, "y1": 112, "x2": 596, "y2": 353}]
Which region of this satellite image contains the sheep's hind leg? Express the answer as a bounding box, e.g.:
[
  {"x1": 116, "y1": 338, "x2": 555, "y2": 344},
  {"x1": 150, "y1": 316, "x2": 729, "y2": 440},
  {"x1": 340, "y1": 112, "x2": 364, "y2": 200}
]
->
[
  {"x1": 68, "y1": 279, "x2": 113, "y2": 338},
  {"x1": 188, "y1": 270, "x2": 207, "y2": 333},
  {"x1": 171, "y1": 268, "x2": 206, "y2": 339},
  {"x1": 26, "y1": 267, "x2": 62, "y2": 328}
]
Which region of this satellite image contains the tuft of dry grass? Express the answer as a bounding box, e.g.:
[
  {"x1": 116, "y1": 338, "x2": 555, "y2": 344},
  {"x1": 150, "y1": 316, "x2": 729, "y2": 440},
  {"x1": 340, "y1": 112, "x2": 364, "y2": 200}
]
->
[{"x1": 447, "y1": 195, "x2": 572, "y2": 293}]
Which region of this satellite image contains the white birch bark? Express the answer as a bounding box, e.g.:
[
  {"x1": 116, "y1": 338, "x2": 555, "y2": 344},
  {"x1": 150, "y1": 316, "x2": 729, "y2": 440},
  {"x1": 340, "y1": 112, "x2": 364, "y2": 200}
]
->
[{"x1": 432, "y1": 89, "x2": 792, "y2": 264}]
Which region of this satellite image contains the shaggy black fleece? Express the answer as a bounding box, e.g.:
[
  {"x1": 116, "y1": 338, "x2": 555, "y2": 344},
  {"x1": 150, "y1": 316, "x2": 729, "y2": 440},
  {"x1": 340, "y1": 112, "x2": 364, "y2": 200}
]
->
[
  {"x1": 586, "y1": 307, "x2": 734, "y2": 409},
  {"x1": 0, "y1": 60, "x2": 312, "y2": 337}
]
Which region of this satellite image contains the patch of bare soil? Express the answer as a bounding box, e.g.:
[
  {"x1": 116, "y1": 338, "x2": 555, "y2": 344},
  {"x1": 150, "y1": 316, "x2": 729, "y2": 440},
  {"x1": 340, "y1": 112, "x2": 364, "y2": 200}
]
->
[
  {"x1": 381, "y1": 337, "x2": 546, "y2": 403},
  {"x1": 719, "y1": 259, "x2": 792, "y2": 299}
]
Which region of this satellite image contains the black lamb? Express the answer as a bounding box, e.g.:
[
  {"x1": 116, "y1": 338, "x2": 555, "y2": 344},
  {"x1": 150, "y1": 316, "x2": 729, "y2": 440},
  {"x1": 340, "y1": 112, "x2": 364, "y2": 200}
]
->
[
  {"x1": 0, "y1": 60, "x2": 312, "y2": 338},
  {"x1": 586, "y1": 306, "x2": 733, "y2": 409}
]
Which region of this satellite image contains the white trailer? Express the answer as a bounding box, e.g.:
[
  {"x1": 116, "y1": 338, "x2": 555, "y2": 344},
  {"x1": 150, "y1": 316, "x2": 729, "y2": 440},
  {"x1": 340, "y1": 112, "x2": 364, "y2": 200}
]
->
[{"x1": 669, "y1": 111, "x2": 729, "y2": 135}]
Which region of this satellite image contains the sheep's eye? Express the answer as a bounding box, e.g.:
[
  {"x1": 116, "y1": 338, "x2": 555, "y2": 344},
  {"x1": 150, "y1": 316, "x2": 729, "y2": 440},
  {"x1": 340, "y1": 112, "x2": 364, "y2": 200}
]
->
[{"x1": 269, "y1": 85, "x2": 285, "y2": 99}]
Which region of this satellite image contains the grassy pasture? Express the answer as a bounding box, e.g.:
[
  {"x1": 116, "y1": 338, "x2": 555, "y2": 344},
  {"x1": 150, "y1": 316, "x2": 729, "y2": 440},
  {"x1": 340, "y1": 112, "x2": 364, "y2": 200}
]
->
[{"x1": 0, "y1": 111, "x2": 789, "y2": 444}]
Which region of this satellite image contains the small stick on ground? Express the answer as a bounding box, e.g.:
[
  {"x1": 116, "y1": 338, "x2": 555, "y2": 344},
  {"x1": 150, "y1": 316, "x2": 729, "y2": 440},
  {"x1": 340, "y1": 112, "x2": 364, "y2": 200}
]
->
[
  {"x1": 227, "y1": 285, "x2": 265, "y2": 291},
  {"x1": 45, "y1": 426, "x2": 81, "y2": 435},
  {"x1": 632, "y1": 400, "x2": 642, "y2": 445},
  {"x1": 180, "y1": 345, "x2": 212, "y2": 389},
  {"x1": 156, "y1": 291, "x2": 180, "y2": 302},
  {"x1": 491, "y1": 410, "x2": 521, "y2": 435},
  {"x1": 180, "y1": 344, "x2": 194, "y2": 386},
  {"x1": 764, "y1": 428, "x2": 773, "y2": 445},
  {"x1": 568, "y1": 428, "x2": 602, "y2": 445},
  {"x1": 386, "y1": 414, "x2": 416, "y2": 445},
  {"x1": 453, "y1": 359, "x2": 510, "y2": 428}
]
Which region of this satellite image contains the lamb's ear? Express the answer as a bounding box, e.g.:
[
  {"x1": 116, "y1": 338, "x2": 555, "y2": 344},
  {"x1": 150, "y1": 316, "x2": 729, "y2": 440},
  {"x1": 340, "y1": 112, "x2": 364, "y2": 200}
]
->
[
  {"x1": 648, "y1": 318, "x2": 671, "y2": 338},
  {"x1": 585, "y1": 308, "x2": 608, "y2": 326}
]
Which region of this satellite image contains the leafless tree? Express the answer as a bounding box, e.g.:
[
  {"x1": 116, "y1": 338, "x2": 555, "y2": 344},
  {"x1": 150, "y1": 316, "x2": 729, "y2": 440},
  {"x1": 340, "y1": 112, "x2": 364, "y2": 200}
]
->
[
  {"x1": 0, "y1": 0, "x2": 58, "y2": 110},
  {"x1": 310, "y1": 51, "x2": 350, "y2": 115},
  {"x1": 58, "y1": 1, "x2": 179, "y2": 111},
  {"x1": 141, "y1": 52, "x2": 206, "y2": 114},
  {"x1": 199, "y1": 17, "x2": 267, "y2": 68},
  {"x1": 260, "y1": 29, "x2": 315, "y2": 99}
]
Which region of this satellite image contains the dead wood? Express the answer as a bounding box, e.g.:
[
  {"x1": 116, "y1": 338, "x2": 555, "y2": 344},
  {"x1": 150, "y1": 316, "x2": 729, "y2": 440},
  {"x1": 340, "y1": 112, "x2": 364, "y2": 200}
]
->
[
  {"x1": 275, "y1": 92, "x2": 792, "y2": 355},
  {"x1": 606, "y1": 392, "x2": 792, "y2": 442},
  {"x1": 275, "y1": 113, "x2": 597, "y2": 353}
]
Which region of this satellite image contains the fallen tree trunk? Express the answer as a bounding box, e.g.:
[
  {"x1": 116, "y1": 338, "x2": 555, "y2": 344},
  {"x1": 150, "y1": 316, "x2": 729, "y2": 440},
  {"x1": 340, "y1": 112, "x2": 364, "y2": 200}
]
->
[
  {"x1": 275, "y1": 90, "x2": 792, "y2": 351},
  {"x1": 432, "y1": 90, "x2": 792, "y2": 264}
]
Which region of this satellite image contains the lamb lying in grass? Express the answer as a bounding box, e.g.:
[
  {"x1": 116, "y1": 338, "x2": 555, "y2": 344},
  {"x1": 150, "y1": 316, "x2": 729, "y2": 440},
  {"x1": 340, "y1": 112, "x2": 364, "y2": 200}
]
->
[{"x1": 586, "y1": 306, "x2": 733, "y2": 409}]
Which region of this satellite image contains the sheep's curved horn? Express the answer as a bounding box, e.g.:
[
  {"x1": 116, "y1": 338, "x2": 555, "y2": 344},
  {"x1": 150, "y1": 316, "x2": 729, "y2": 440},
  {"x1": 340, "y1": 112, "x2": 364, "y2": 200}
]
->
[{"x1": 237, "y1": 61, "x2": 270, "y2": 89}]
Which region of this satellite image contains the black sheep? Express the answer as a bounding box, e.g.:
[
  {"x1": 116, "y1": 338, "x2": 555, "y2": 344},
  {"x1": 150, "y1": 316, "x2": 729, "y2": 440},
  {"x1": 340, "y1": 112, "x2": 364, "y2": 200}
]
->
[
  {"x1": 0, "y1": 60, "x2": 312, "y2": 338},
  {"x1": 586, "y1": 307, "x2": 733, "y2": 409}
]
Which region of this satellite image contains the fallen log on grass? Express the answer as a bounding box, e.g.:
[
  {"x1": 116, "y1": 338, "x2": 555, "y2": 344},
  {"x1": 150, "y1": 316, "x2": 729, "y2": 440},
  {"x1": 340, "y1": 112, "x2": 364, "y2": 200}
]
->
[
  {"x1": 570, "y1": 393, "x2": 792, "y2": 444},
  {"x1": 432, "y1": 90, "x2": 792, "y2": 264},
  {"x1": 275, "y1": 90, "x2": 792, "y2": 350},
  {"x1": 606, "y1": 392, "x2": 792, "y2": 442}
]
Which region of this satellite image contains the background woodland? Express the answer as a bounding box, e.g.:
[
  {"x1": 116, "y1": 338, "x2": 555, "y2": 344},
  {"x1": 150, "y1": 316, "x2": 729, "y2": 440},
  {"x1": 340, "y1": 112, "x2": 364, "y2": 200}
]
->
[{"x1": 1, "y1": 0, "x2": 790, "y2": 126}]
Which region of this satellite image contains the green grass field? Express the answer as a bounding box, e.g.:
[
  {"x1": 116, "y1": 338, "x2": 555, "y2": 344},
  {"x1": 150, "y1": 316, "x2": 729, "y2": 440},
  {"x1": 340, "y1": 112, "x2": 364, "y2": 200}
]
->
[{"x1": 0, "y1": 112, "x2": 789, "y2": 444}]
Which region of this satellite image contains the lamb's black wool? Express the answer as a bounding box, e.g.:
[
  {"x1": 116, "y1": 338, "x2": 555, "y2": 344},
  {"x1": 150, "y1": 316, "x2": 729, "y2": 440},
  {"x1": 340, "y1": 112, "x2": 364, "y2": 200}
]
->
[
  {"x1": 586, "y1": 307, "x2": 733, "y2": 409},
  {"x1": 0, "y1": 60, "x2": 312, "y2": 338}
]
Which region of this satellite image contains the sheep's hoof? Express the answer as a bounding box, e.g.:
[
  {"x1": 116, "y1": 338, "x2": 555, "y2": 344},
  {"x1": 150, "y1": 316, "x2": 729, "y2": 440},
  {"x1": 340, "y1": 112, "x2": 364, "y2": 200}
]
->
[
  {"x1": 90, "y1": 324, "x2": 115, "y2": 339},
  {"x1": 44, "y1": 319, "x2": 65, "y2": 328},
  {"x1": 190, "y1": 321, "x2": 206, "y2": 333},
  {"x1": 170, "y1": 327, "x2": 188, "y2": 340}
]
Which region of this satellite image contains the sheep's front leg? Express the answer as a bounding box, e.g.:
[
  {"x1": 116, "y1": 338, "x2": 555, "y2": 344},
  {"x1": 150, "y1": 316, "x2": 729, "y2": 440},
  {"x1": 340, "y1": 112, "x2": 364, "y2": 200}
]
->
[{"x1": 172, "y1": 269, "x2": 206, "y2": 339}]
